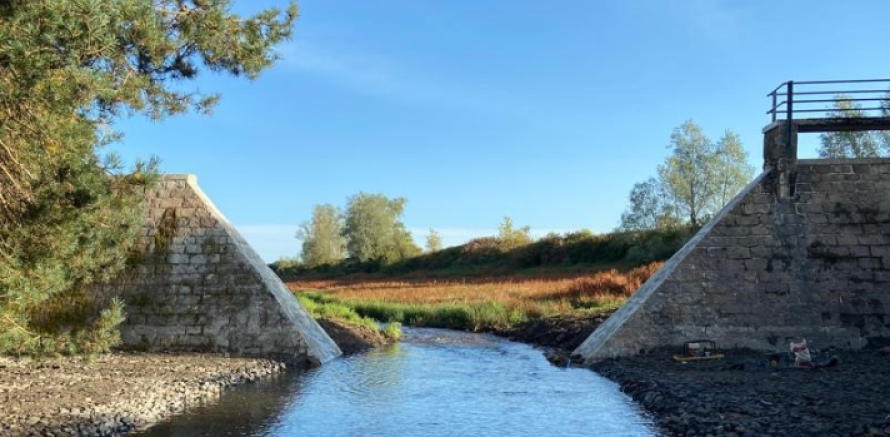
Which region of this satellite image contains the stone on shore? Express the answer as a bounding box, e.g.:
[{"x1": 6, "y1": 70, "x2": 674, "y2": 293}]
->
[{"x1": 0, "y1": 352, "x2": 287, "y2": 437}]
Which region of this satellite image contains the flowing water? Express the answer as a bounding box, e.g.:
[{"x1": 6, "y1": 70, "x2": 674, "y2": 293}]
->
[{"x1": 136, "y1": 328, "x2": 656, "y2": 437}]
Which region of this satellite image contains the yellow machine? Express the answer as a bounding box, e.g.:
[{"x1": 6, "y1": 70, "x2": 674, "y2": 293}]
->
[{"x1": 672, "y1": 339, "x2": 725, "y2": 362}]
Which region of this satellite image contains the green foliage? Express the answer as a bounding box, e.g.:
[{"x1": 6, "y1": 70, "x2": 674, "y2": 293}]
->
[
  {"x1": 343, "y1": 193, "x2": 421, "y2": 265},
  {"x1": 276, "y1": 226, "x2": 696, "y2": 279},
  {"x1": 0, "y1": 0, "x2": 298, "y2": 214},
  {"x1": 297, "y1": 291, "x2": 401, "y2": 340},
  {"x1": 425, "y1": 228, "x2": 443, "y2": 253},
  {"x1": 496, "y1": 216, "x2": 532, "y2": 252},
  {"x1": 818, "y1": 95, "x2": 890, "y2": 158},
  {"x1": 331, "y1": 299, "x2": 618, "y2": 333},
  {"x1": 0, "y1": 0, "x2": 297, "y2": 355},
  {"x1": 658, "y1": 120, "x2": 719, "y2": 226},
  {"x1": 714, "y1": 130, "x2": 755, "y2": 206},
  {"x1": 272, "y1": 256, "x2": 303, "y2": 272},
  {"x1": 343, "y1": 300, "x2": 516, "y2": 332},
  {"x1": 296, "y1": 292, "x2": 381, "y2": 331},
  {"x1": 383, "y1": 322, "x2": 403, "y2": 341},
  {"x1": 298, "y1": 204, "x2": 347, "y2": 268},
  {"x1": 0, "y1": 297, "x2": 126, "y2": 357},
  {"x1": 622, "y1": 120, "x2": 753, "y2": 230},
  {"x1": 619, "y1": 178, "x2": 680, "y2": 231}
]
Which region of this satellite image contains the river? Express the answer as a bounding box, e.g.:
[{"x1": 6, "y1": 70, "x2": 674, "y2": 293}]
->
[{"x1": 135, "y1": 328, "x2": 656, "y2": 437}]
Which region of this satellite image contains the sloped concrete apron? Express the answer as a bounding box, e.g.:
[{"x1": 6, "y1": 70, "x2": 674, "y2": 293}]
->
[
  {"x1": 107, "y1": 175, "x2": 341, "y2": 366},
  {"x1": 578, "y1": 158, "x2": 890, "y2": 362}
]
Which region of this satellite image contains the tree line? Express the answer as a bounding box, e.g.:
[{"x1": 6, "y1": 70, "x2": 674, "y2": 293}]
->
[
  {"x1": 290, "y1": 120, "x2": 759, "y2": 276},
  {"x1": 294, "y1": 193, "x2": 536, "y2": 270},
  {"x1": 297, "y1": 194, "x2": 420, "y2": 268}
]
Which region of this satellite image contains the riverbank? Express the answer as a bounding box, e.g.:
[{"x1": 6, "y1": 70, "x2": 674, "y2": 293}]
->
[
  {"x1": 287, "y1": 263, "x2": 657, "y2": 346},
  {"x1": 317, "y1": 318, "x2": 397, "y2": 355},
  {"x1": 493, "y1": 310, "x2": 612, "y2": 351},
  {"x1": 0, "y1": 353, "x2": 286, "y2": 437},
  {"x1": 592, "y1": 347, "x2": 890, "y2": 437}
]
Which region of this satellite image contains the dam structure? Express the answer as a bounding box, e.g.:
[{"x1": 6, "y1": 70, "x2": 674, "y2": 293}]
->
[
  {"x1": 106, "y1": 174, "x2": 341, "y2": 367},
  {"x1": 577, "y1": 79, "x2": 890, "y2": 362}
]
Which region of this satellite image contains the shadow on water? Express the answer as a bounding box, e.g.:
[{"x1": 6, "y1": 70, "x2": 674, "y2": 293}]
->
[{"x1": 136, "y1": 328, "x2": 656, "y2": 437}]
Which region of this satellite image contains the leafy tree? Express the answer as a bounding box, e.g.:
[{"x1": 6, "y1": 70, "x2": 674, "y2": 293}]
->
[
  {"x1": 298, "y1": 204, "x2": 347, "y2": 268},
  {"x1": 619, "y1": 178, "x2": 679, "y2": 231},
  {"x1": 657, "y1": 121, "x2": 753, "y2": 226},
  {"x1": 425, "y1": 228, "x2": 443, "y2": 253},
  {"x1": 343, "y1": 193, "x2": 420, "y2": 264},
  {"x1": 0, "y1": 0, "x2": 298, "y2": 355},
  {"x1": 818, "y1": 95, "x2": 889, "y2": 158},
  {"x1": 496, "y1": 216, "x2": 532, "y2": 251},
  {"x1": 624, "y1": 121, "x2": 753, "y2": 232},
  {"x1": 714, "y1": 130, "x2": 755, "y2": 207},
  {"x1": 658, "y1": 120, "x2": 718, "y2": 227}
]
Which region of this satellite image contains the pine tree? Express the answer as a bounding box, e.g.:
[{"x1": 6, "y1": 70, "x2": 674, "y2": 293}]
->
[{"x1": 0, "y1": 0, "x2": 298, "y2": 355}]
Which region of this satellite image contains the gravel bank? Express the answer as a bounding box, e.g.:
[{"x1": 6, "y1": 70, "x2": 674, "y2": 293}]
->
[
  {"x1": 592, "y1": 347, "x2": 890, "y2": 437},
  {"x1": 0, "y1": 353, "x2": 286, "y2": 437}
]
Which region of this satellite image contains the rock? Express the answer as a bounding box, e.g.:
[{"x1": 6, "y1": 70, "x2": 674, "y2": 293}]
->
[
  {"x1": 878, "y1": 346, "x2": 890, "y2": 355},
  {"x1": 591, "y1": 347, "x2": 890, "y2": 437},
  {"x1": 0, "y1": 352, "x2": 285, "y2": 437}
]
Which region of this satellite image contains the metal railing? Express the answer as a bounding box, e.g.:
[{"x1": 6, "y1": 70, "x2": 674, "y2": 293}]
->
[{"x1": 767, "y1": 79, "x2": 890, "y2": 123}]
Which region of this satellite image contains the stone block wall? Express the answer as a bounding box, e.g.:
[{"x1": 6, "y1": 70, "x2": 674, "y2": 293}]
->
[
  {"x1": 106, "y1": 175, "x2": 341, "y2": 366},
  {"x1": 576, "y1": 158, "x2": 890, "y2": 362}
]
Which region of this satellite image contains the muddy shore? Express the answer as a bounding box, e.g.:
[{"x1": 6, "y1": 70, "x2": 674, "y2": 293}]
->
[
  {"x1": 8, "y1": 314, "x2": 888, "y2": 437},
  {"x1": 493, "y1": 312, "x2": 890, "y2": 436},
  {"x1": 493, "y1": 310, "x2": 613, "y2": 351},
  {"x1": 593, "y1": 347, "x2": 890, "y2": 437},
  {"x1": 317, "y1": 318, "x2": 395, "y2": 355},
  {"x1": 0, "y1": 353, "x2": 285, "y2": 437}
]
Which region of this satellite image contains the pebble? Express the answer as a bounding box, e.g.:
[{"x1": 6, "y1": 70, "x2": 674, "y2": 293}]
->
[
  {"x1": 592, "y1": 347, "x2": 890, "y2": 437},
  {"x1": 0, "y1": 353, "x2": 286, "y2": 437}
]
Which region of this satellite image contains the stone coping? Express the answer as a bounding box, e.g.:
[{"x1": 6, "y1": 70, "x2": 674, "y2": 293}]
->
[{"x1": 798, "y1": 158, "x2": 890, "y2": 165}]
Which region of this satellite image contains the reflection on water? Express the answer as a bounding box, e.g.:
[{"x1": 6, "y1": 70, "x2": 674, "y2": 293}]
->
[{"x1": 137, "y1": 328, "x2": 656, "y2": 437}]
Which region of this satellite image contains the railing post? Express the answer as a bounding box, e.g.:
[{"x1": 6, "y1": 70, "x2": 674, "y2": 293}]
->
[
  {"x1": 771, "y1": 92, "x2": 777, "y2": 122},
  {"x1": 785, "y1": 80, "x2": 794, "y2": 152},
  {"x1": 786, "y1": 81, "x2": 793, "y2": 121}
]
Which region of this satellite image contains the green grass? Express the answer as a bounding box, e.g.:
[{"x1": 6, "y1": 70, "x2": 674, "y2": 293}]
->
[
  {"x1": 297, "y1": 292, "x2": 402, "y2": 339},
  {"x1": 383, "y1": 322, "x2": 403, "y2": 340},
  {"x1": 337, "y1": 300, "x2": 533, "y2": 332},
  {"x1": 296, "y1": 290, "x2": 626, "y2": 334}
]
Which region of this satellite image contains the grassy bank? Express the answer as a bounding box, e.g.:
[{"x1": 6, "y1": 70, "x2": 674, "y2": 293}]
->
[
  {"x1": 275, "y1": 226, "x2": 694, "y2": 280},
  {"x1": 296, "y1": 293, "x2": 402, "y2": 340},
  {"x1": 290, "y1": 262, "x2": 661, "y2": 332}
]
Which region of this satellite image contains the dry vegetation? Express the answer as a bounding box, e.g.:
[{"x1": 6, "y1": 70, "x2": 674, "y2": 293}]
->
[{"x1": 289, "y1": 262, "x2": 662, "y2": 331}]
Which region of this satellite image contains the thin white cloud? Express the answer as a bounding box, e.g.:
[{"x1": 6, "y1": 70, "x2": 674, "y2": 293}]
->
[{"x1": 279, "y1": 40, "x2": 540, "y2": 121}]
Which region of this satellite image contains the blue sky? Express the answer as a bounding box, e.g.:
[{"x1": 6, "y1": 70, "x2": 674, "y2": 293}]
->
[{"x1": 114, "y1": 0, "x2": 890, "y2": 261}]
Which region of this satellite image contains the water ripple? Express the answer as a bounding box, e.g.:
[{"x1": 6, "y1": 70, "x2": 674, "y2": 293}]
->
[{"x1": 136, "y1": 328, "x2": 656, "y2": 437}]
